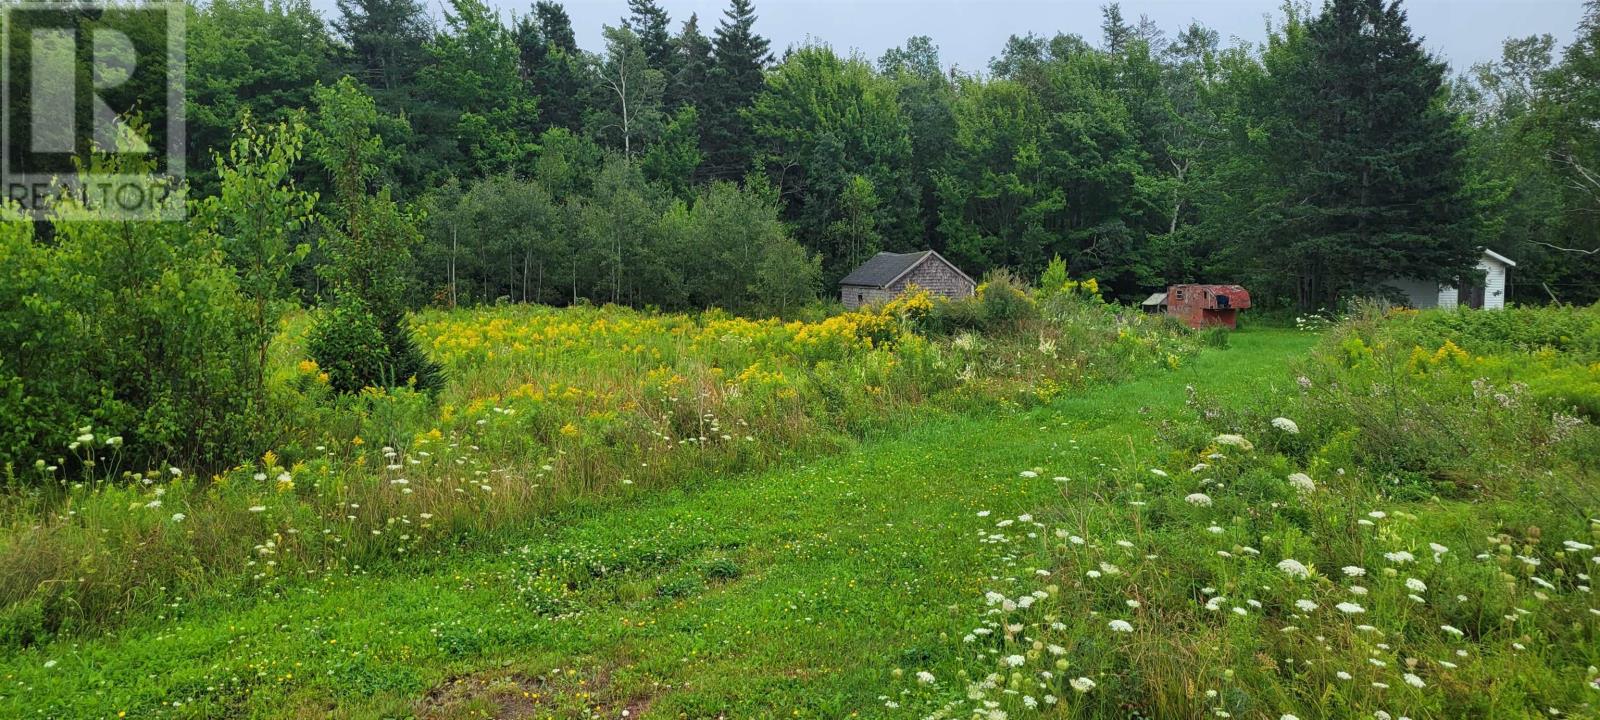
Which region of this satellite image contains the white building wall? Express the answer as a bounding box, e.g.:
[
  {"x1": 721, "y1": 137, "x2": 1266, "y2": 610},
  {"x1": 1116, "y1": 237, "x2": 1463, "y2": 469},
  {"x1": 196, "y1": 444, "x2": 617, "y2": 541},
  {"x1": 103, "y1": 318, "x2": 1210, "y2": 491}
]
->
[
  {"x1": 1482, "y1": 259, "x2": 1508, "y2": 310},
  {"x1": 1438, "y1": 285, "x2": 1459, "y2": 310},
  {"x1": 1388, "y1": 278, "x2": 1444, "y2": 309}
]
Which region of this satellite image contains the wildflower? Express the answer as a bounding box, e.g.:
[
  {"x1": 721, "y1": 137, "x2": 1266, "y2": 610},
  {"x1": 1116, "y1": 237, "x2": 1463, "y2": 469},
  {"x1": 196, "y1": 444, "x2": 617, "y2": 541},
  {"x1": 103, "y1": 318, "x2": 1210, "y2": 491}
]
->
[
  {"x1": 1271, "y1": 417, "x2": 1300, "y2": 434},
  {"x1": 248, "y1": 505, "x2": 267, "y2": 513},
  {"x1": 1070, "y1": 677, "x2": 1096, "y2": 693},
  {"x1": 1403, "y1": 673, "x2": 1426, "y2": 689},
  {"x1": 1108, "y1": 619, "x2": 1134, "y2": 633},
  {"x1": 1287, "y1": 473, "x2": 1315, "y2": 494},
  {"x1": 1336, "y1": 602, "x2": 1366, "y2": 614},
  {"x1": 171, "y1": 513, "x2": 186, "y2": 523},
  {"x1": 977, "y1": 511, "x2": 991, "y2": 517},
  {"x1": 1151, "y1": 468, "x2": 1169, "y2": 478},
  {"x1": 1004, "y1": 655, "x2": 1025, "y2": 667},
  {"x1": 1295, "y1": 599, "x2": 1318, "y2": 612},
  {"x1": 1405, "y1": 578, "x2": 1427, "y2": 593},
  {"x1": 1019, "y1": 470, "x2": 1038, "y2": 478},
  {"x1": 1283, "y1": 715, "x2": 1301, "y2": 720},
  {"x1": 1213, "y1": 434, "x2": 1253, "y2": 451},
  {"x1": 1349, "y1": 586, "x2": 1368, "y2": 595},
  {"x1": 1342, "y1": 566, "x2": 1367, "y2": 577},
  {"x1": 1185, "y1": 493, "x2": 1214, "y2": 507},
  {"x1": 145, "y1": 499, "x2": 162, "y2": 509},
  {"x1": 1277, "y1": 559, "x2": 1311, "y2": 579},
  {"x1": 916, "y1": 671, "x2": 935, "y2": 684},
  {"x1": 1336, "y1": 671, "x2": 1353, "y2": 680},
  {"x1": 1440, "y1": 625, "x2": 1464, "y2": 637},
  {"x1": 43, "y1": 659, "x2": 57, "y2": 669},
  {"x1": 1385, "y1": 551, "x2": 1416, "y2": 564}
]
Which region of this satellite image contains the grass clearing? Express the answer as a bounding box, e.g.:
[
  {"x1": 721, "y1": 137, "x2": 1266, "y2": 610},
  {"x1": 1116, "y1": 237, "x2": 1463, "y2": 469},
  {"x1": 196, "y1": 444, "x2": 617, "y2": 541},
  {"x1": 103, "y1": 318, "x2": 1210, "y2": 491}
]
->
[{"x1": 0, "y1": 330, "x2": 1310, "y2": 719}]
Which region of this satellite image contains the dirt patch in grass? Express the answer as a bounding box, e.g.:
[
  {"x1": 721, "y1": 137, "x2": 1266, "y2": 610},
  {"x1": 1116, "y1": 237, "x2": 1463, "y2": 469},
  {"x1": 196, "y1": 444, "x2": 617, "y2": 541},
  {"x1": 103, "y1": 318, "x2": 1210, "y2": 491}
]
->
[{"x1": 416, "y1": 666, "x2": 656, "y2": 719}]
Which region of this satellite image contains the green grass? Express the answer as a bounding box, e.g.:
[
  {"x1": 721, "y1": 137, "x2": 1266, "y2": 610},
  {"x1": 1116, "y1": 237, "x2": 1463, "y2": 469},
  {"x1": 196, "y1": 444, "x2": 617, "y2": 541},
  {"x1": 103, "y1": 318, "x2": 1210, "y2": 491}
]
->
[{"x1": 0, "y1": 330, "x2": 1315, "y2": 719}]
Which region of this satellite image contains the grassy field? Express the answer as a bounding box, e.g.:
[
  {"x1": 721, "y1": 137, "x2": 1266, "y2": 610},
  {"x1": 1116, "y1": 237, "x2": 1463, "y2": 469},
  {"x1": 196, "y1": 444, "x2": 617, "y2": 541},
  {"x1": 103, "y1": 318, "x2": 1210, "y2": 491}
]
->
[{"x1": 0, "y1": 327, "x2": 1312, "y2": 719}]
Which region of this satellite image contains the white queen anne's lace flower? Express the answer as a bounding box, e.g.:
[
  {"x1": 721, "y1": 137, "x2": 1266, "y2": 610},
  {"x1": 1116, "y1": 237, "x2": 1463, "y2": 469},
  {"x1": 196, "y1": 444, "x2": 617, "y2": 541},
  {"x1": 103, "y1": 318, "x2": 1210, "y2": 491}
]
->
[
  {"x1": 1214, "y1": 434, "x2": 1254, "y2": 451},
  {"x1": 1277, "y1": 558, "x2": 1311, "y2": 578},
  {"x1": 1271, "y1": 417, "x2": 1300, "y2": 434},
  {"x1": 1070, "y1": 677, "x2": 1096, "y2": 693},
  {"x1": 1385, "y1": 550, "x2": 1416, "y2": 564},
  {"x1": 1287, "y1": 472, "x2": 1315, "y2": 493},
  {"x1": 1185, "y1": 493, "x2": 1213, "y2": 507},
  {"x1": 1108, "y1": 619, "x2": 1134, "y2": 633}
]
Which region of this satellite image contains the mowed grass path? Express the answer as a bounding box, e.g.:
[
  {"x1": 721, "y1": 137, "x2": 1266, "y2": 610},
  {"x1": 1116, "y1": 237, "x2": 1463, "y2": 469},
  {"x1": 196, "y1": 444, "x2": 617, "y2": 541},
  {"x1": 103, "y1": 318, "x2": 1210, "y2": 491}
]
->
[{"x1": 2, "y1": 330, "x2": 1315, "y2": 719}]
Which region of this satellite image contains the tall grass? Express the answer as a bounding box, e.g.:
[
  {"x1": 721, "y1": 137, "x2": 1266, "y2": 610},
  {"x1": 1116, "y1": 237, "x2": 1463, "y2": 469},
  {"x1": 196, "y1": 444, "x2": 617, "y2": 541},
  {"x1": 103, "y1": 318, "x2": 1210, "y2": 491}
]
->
[
  {"x1": 0, "y1": 290, "x2": 1196, "y2": 647},
  {"x1": 905, "y1": 304, "x2": 1600, "y2": 719}
]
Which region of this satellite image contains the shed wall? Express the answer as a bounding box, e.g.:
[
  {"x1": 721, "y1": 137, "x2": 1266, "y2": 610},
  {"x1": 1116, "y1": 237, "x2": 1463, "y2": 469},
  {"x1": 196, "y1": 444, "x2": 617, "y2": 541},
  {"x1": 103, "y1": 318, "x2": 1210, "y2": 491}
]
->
[
  {"x1": 891, "y1": 260, "x2": 976, "y2": 300},
  {"x1": 840, "y1": 285, "x2": 898, "y2": 309}
]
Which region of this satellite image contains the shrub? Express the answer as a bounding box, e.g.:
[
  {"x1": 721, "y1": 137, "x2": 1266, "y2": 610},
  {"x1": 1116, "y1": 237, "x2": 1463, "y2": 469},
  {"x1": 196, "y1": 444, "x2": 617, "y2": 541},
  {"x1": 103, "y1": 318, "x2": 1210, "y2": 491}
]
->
[
  {"x1": 1, "y1": 153, "x2": 260, "y2": 473},
  {"x1": 307, "y1": 299, "x2": 388, "y2": 394},
  {"x1": 975, "y1": 269, "x2": 1037, "y2": 333}
]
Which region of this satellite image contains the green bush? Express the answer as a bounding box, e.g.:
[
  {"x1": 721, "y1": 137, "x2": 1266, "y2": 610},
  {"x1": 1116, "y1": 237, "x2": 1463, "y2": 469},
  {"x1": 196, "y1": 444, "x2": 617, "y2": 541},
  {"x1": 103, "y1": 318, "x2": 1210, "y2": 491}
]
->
[
  {"x1": 0, "y1": 161, "x2": 259, "y2": 474},
  {"x1": 975, "y1": 269, "x2": 1037, "y2": 333},
  {"x1": 307, "y1": 300, "x2": 388, "y2": 394},
  {"x1": 925, "y1": 296, "x2": 986, "y2": 335}
]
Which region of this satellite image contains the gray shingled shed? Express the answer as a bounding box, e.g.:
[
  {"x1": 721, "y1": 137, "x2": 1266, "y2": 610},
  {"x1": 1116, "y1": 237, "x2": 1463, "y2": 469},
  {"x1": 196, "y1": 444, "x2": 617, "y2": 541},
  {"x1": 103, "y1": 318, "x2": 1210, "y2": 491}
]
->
[{"x1": 839, "y1": 250, "x2": 976, "y2": 310}]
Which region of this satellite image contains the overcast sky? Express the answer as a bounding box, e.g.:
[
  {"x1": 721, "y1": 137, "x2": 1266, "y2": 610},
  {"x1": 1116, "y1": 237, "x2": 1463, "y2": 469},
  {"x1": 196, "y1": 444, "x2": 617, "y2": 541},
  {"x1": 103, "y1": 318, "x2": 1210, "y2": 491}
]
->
[{"x1": 361, "y1": 0, "x2": 1588, "y2": 75}]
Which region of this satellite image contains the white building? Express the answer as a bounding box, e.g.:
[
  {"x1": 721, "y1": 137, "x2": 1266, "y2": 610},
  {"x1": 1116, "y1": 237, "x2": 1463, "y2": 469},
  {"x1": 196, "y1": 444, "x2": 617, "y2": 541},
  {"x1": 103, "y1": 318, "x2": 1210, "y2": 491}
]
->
[{"x1": 1385, "y1": 248, "x2": 1515, "y2": 310}]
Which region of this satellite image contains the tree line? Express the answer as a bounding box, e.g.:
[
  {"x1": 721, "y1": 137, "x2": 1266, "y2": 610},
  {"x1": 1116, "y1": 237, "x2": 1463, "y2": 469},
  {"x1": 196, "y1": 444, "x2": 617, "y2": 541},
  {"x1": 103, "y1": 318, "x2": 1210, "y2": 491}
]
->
[{"x1": 20, "y1": 0, "x2": 1600, "y2": 308}]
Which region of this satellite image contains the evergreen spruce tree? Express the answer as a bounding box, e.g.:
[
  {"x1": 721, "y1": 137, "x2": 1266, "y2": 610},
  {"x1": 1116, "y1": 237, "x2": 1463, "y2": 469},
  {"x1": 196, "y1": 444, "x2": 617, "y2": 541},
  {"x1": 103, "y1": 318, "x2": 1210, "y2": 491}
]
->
[
  {"x1": 625, "y1": 0, "x2": 677, "y2": 79},
  {"x1": 1267, "y1": 0, "x2": 1476, "y2": 308},
  {"x1": 517, "y1": 1, "x2": 586, "y2": 132},
  {"x1": 671, "y1": 13, "x2": 712, "y2": 112},
  {"x1": 535, "y1": 0, "x2": 577, "y2": 54},
  {"x1": 704, "y1": 0, "x2": 772, "y2": 181},
  {"x1": 333, "y1": 0, "x2": 431, "y2": 94}
]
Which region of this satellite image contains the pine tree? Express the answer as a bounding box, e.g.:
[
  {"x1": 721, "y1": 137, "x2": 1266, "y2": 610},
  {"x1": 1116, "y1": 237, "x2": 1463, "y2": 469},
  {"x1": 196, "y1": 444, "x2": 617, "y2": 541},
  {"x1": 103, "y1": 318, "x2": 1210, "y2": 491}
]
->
[
  {"x1": 333, "y1": 0, "x2": 431, "y2": 93},
  {"x1": 704, "y1": 0, "x2": 772, "y2": 181},
  {"x1": 535, "y1": 0, "x2": 577, "y2": 54},
  {"x1": 1266, "y1": 0, "x2": 1476, "y2": 308},
  {"x1": 1100, "y1": 3, "x2": 1132, "y2": 54},
  {"x1": 624, "y1": 0, "x2": 677, "y2": 78},
  {"x1": 517, "y1": 1, "x2": 586, "y2": 132},
  {"x1": 670, "y1": 13, "x2": 712, "y2": 111}
]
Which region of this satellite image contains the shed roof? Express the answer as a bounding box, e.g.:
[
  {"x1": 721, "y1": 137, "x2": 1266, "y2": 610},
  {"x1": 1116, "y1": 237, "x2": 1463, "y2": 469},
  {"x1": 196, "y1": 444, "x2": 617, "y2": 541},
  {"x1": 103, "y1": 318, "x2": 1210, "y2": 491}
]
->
[
  {"x1": 1482, "y1": 248, "x2": 1517, "y2": 267},
  {"x1": 839, "y1": 250, "x2": 975, "y2": 289},
  {"x1": 1141, "y1": 292, "x2": 1168, "y2": 306},
  {"x1": 839, "y1": 251, "x2": 932, "y2": 287}
]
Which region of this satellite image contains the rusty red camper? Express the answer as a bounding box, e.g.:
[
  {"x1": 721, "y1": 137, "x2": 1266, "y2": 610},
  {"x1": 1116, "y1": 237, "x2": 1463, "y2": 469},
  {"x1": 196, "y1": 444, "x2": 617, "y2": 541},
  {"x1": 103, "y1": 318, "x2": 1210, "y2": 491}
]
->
[{"x1": 1149, "y1": 284, "x2": 1251, "y2": 329}]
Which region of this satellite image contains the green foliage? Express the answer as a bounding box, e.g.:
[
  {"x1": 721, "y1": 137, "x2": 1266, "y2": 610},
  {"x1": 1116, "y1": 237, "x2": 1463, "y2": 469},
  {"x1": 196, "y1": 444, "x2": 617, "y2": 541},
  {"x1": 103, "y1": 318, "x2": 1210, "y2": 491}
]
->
[
  {"x1": 750, "y1": 236, "x2": 823, "y2": 316},
  {"x1": 975, "y1": 269, "x2": 1038, "y2": 332},
  {"x1": 196, "y1": 115, "x2": 319, "y2": 412},
  {"x1": 749, "y1": 45, "x2": 917, "y2": 274},
  {"x1": 0, "y1": 153, "x2": 258, "y2": 472},
  {"x1": 310, "y1": 78, "x2": 440, "y2": 392},
  {"x1": 305, "y1": 299, "x2": 388, "y2": 394}
]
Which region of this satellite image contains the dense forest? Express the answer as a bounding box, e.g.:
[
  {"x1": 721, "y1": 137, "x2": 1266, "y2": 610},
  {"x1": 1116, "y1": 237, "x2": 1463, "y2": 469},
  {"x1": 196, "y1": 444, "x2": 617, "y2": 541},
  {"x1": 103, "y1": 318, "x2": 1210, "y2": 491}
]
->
[
  {"x1": 12, "y1": 0, "x2": 1599, "y2": 309},
  {"x1": 161, "y1": 0, "x2": 1599, "y2": 309}
]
